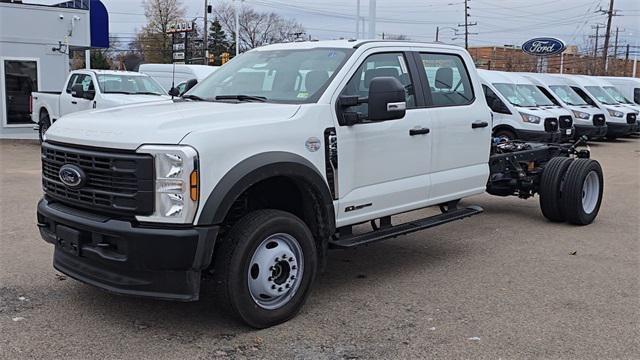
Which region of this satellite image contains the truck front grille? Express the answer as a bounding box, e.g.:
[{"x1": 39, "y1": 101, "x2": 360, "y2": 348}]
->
[
  {"x1": 544, "y1": 118, "x2": 558, "y2": 132},
  {"x1": 593, "y1": 114, "x2": 606, "y2": 126},
  {"x1": 627, "y1": 113, "x2": 637, "y2": 124},
  {"x1": 558, "y1": 115, "x2": 573, "y2": 129},
  {"x1": 41, "y1": 142, "x2": 154, "y2": 216}
]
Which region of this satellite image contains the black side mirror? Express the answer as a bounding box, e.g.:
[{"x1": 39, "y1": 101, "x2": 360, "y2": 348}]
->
[
  {"x1": 85, "y1": 89, "x2": 95, "y2": 100},
  {"x1": 183, "y1": 79, "x2": 198, "y2": 94},
  {"x1": 368, "y1": 77, "x2": 406, "y2": 121},
  {"x1": 168, "y1": 87, "x2": 180, "y2": 97},
  {"x1": 71, "y1": 84, "x2": 85, "y2": 99}
]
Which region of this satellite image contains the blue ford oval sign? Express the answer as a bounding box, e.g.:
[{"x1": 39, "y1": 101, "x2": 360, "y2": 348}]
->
[{"x1": 522, "y1": 37, "x2": 566, "y2": 56}]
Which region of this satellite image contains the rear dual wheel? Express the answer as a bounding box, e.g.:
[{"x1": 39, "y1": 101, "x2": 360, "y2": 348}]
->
[{"x1": 539, "y1": 157, "x2": 603, "y2": 225}]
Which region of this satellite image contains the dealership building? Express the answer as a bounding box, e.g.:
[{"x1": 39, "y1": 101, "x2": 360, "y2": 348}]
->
[{"x1": 0, "y1": 0, "x2": 108, "y2": 139}]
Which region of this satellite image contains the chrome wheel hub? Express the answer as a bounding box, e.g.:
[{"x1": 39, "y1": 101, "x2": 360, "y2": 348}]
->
[
  {"x1": 247, "y1": 233, "x2": 303, "y2": 310},
  {"x1": 582, "y1": 170, "x2": 600, "y2": 214}
]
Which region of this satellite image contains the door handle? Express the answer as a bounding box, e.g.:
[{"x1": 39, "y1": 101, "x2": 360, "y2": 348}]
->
[
  {"x1": 71, "y1": 101, "x2": 78, "y2": 104},
  {"x1": 471, "y1": 121, "x2": 489, "y2": 129},
  {"x1": 409, "y1": 127, "x2": 430, "y2": 136}
]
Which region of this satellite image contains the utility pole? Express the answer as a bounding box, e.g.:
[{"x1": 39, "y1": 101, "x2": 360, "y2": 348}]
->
[
  {"x1": 624, "y1": 43, "x2": 630, "y2": 76},
  {"x1": 458, "y1": 0, "x2": 477, "y2": 49},
  {"x1": 368, "y1": 0, "x2": 377, "y2": 39},
  {"x1": 599, "y1": 0, "x2": 617, "y2": 74},
  {"x1": 355, "y1": 0, "x2": 360, "y2": 38},
  {"x1": 203, "y1": 0, "x2": 208, "y2": 65},
  {"x1": 436, "y1": 26, "x2": 439, "y2": 42}
]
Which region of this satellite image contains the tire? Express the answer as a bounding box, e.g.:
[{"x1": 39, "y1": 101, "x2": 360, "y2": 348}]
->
[
  {"x1": 39, "y1": 110, "x2": 51, "y2": 143},
  {"x1": 494, "y1": 129, "x2": 516, "y2": 141},
  {"x1": 212, "y1": 209, "x2": 318, "y2": 328},
  {"x1": 560, "y1": 159, "x2": 604, "y2": 225},
  {"x1": 539, "y1": 157, "x2": 573, "y2": 222}
]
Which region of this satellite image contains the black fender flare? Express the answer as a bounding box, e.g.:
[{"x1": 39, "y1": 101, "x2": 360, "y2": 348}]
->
[{"x1": 198, "y1": 151, "x2": 336, "y2": 232}]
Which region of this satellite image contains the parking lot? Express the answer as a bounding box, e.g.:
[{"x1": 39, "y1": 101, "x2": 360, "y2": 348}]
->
[{"x1": 0, "y1": 138, "x2": 638, "y2": 359}]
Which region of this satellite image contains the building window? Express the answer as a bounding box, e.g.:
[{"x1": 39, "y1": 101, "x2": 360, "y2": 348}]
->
[{"x1": 4, "y1": 60, "x2": 38, "y2": 125}]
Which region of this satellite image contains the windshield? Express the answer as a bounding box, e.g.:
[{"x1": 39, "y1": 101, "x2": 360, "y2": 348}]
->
[
  {"x1": 602, "y1": 86, "x2": 633, "y2": 104},
  {"x1": 584, "y1": 86, "x2": 618, "y2": 105},
  {"x1": 97, "y1": 74, "x2": 166, "y2": 95},
  {"x1": 187, "y1": 48, "x2": 352, "y2": 103},
  {"x1": 493, "y1": 83, "x2": 542, "y2": 107},
  {"x1": 549, "y1": 85, "x2": 588, "y2": 106}
]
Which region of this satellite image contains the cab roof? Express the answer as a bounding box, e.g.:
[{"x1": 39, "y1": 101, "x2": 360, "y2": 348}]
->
[
  {"x1": 253, "y1": 39, "x2": 464, "y2": 52},
  {"x1": 87, "y1": 69, "x2": 150, "y2": 77}
]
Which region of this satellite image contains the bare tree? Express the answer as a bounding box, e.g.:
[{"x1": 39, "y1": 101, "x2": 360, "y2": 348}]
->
[
  {"x1": 213, "y1": 2, "x2": 305, "y2": 54},
  {"x1": 134, "y1": 0, "x2": 186, "y2": 63}
]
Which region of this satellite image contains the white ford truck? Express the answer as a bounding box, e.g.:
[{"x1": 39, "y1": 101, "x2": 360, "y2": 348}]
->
[
  {"x1": 31, "y1": 70, "x2": 170, "y2": 140},
  {"x1": 36, "y1": 40, "x2": 603, "y2": 328}
]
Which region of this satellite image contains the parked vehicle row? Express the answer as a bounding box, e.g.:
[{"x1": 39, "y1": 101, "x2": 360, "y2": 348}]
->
[
  {"x1": 478, "y1": 70, "x2": 639, "y2": 142},
  {"x1": 36, "y1": 40, "x2": 605, "y2": 328}
]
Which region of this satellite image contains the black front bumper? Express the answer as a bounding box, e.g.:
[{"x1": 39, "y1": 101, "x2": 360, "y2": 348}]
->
[
  {"x1": 37, "y1": 198, "x2": 219, "y2": 301},
  {"x1": 514, "y1": 129, "x2": 563, "y2": 143},
  {"x1": 574, "y1": 124, "x2": 608, "y2": 139},
  {"x1": 606, "y1": 122, "x2": 633, "y2": 138}
]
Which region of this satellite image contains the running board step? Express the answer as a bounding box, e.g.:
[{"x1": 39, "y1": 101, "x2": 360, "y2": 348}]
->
[{"x1": 329, "y1": 205, "x2": 483, "y2": 249}]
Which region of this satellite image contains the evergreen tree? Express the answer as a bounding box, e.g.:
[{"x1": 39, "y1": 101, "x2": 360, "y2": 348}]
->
[{"x1": 208, "y1": 19, "x2": 231, "y2": 65}]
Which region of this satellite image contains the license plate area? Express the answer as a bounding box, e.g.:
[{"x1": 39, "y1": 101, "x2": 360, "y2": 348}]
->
[{"x1": 56, "y1": 225, "x2": 87, "y2": 256}]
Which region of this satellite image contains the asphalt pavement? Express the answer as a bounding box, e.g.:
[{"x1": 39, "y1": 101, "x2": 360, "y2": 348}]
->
[{"x1": 0, "y1": 138, "x2": 638, "y2": 359}]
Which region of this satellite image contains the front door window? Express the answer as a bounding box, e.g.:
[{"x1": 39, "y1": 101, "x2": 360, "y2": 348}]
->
[{"x1": 4, "y1": 60, "x2": 38, "y2": 125}]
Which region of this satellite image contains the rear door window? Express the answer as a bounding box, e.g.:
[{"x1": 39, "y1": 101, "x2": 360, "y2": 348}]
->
[{"x1": 418, "y1": 53, "x2": 474, "y2": 107}]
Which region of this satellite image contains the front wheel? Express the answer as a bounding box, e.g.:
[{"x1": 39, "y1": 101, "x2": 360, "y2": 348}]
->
[
  {"x1": 38, "y1": 110, "x2": 51, "y2": 143},
  {"x1": 212, "y1": 209, "x2": 318, "y2": 328}
]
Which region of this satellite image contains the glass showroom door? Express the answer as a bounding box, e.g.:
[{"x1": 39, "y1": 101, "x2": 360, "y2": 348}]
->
[{"x1": 3, "y1": 60, "x2": 38, "y2": 125}]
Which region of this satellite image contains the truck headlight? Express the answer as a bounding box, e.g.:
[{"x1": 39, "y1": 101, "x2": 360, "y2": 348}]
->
[
  {"x1": 519, "y1": 112, "x2": 541, "y2": 124},
  {"x1": 135, "y1": 145, "x2": 199, "y2": 224},
  {"x1": 572, "y1": 110, "x2": 590, "y2": 120},
  {"x1": 607, "y1": 109, "x2": 624, "y2": 118}
]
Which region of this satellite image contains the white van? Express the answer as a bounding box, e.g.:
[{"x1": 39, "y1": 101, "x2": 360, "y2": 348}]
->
[
  {"x1": 593, "y1": 77, "x2": 640, "y2": 115},
  {"x1": 521, "y1": 72, "x2": 608, "y2": 139},
  {"x1": 138, "y1": 64, "x2": 219, "y2": 92},
  {"x1": 478, "y1": 70, "x2": 572, "y2": 142},
  {"x1": 556, "y1": 74, "x2": 638, "y2": 138},
  {"x1": 599, "y1": 77, "x2": 640, "y2": 105}
]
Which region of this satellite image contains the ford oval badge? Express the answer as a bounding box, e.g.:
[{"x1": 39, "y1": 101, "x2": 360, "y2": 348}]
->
[
  {"x1": 522, "y1": 37, "x2": 566, "y2": 57},
  {"x1": 58, "y1": 164, "x2": 86, "y2": 188}
]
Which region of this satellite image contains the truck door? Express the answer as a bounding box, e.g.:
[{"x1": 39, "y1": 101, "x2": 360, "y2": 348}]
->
[
  {"x1": 332, "y1": 50, "x2": 433, "y2": 226},
  {"x1": 413, "y1": 52, "x2": 491, "y2": 202},
  {"x1": 60, "y1": 73, "x2": 95, "y2": 116}
]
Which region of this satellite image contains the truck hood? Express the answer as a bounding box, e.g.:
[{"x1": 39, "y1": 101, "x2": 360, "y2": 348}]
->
[
  {"x1": 45, "y1": 101, "x2": 301, "y2": 150},
  {"x1": 103, "y1": 94, "x2": 173, "y2": 105}
]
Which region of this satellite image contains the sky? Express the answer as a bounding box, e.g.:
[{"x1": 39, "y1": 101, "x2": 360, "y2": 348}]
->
[{"x1": 31, "y1": 0, "x2": 640, "y2": 53}]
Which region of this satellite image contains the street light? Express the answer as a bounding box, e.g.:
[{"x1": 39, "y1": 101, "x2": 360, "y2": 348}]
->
[{"x1": 436, "y1": 26, "x2": 459, "y2": 42}]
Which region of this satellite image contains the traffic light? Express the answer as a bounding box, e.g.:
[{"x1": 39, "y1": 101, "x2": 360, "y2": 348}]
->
[{"x1": 221, "y1": 52, "x2": 230, "y2": 64}]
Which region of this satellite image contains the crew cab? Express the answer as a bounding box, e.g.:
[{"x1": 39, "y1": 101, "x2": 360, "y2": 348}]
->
[
  {"x1": 31, "y1": 70, "x2": 170, "y2": 141},
  {"x1": 478, "y1": 70, "x2": 573, "y2": 142},
  {"x1": 36, "y1": 40, "x2": 603, "y2": 328},
  {"x1": 521, "y1": 72, "x2": 608, "y2": 140}
]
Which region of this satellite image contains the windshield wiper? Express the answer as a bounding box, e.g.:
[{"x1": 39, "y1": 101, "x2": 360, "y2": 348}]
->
[
  {"x1": 215, "y1": 94, "x2": 267, "y2": 102},
  {"x1": 181, "y1": 94, "x2": 208, "y2": 101},
  {"x1": 135, "y1": 92, "x2": 163, "y2": 96}
]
